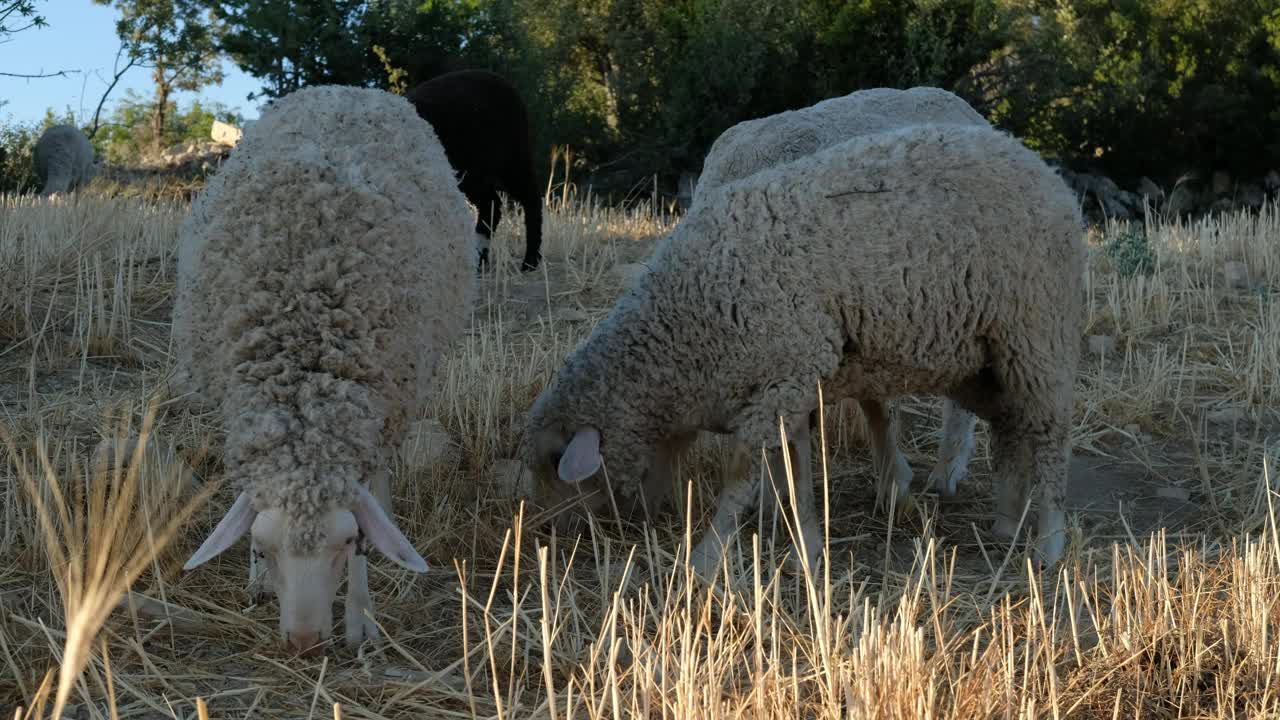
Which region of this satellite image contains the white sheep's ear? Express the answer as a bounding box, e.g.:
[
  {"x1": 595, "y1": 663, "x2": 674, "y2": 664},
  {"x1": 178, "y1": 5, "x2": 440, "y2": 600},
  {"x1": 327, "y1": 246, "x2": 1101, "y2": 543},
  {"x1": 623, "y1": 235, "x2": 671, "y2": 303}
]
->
[
  {"x1": 184, "y1": 491, "x2": 256, "y2": 570},
  {"x1": 352, "y1": 484, "x2": 429, "y2": 573},
  {"x1": 558, "y1": 428, "x2": 602, "y2": 484}
]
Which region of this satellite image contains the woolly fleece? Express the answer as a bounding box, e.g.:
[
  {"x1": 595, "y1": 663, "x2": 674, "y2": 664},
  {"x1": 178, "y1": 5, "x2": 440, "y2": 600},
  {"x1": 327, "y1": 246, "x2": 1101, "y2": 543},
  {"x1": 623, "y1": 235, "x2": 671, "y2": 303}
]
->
[
  {"x1": 33, "y1": 124, "x2": 97, "y2": 195},
  {"x1": 693, "y1": 87, "x2": 988, "y2": 207},
  {"x1": 524, "y1": 123, "x2": 1084, "y2": 552},
  {"x1": 173, "y1": 85, "x2": 475, "y2": 553}
]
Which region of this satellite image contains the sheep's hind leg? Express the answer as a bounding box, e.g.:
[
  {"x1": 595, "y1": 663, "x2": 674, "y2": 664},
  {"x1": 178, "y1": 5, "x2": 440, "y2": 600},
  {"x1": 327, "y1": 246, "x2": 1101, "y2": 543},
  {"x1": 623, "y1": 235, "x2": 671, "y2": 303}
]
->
[
  {"x1": 928, "y1": 399, "x2": 978, "y2": 497},
  {"x1": 344, "y1": 536, "x2": 378, "y2": 648},
  {"x1": 987, "y1": 417, "x2": 1069, "y2": 569},
  {"x1": 858, "y1": 399, "x2": 913, "y2": 513}
]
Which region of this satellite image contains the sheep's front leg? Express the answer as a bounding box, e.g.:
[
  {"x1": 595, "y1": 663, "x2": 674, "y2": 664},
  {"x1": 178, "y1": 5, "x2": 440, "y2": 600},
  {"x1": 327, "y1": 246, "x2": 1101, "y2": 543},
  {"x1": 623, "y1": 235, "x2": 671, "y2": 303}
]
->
[
  {"x1": 928, "y1": 399, "x2": 979, "y2": 497},
  {"x1": 371, "y1": 470, "x2": 393, "y2": 515},
  {"x1": 858, "y1": 399, "x2": 914, "y2": 513},
  {"x1": 642, "y1": 431, "x2": 697, "y2": 521},
  {"x1": 248, "y1": 538, "x2": 275, "y2": 600},
  {"x1": 758, "y1": 415, "x2": 821, "y2": 575},
  {"x1": 344, "y1": 534, "x2": 378, "y2": 648},
  {"x1": 688, "y1": 460, "x2": 759, "y2": 578},
  {"x1": 690, "y1": 413, "x2": 819, "y2": 577}
]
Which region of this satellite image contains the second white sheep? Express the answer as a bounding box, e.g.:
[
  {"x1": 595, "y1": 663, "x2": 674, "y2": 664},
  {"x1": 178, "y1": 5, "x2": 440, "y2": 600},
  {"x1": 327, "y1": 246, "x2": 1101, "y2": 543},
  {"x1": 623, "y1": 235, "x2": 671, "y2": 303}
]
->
[
  {"x1": 523, "y1": 123, "x2": 1084, "y2": 574},
  {"x1": 693, "y1": 86, "x2": 993, "y2": 503}
]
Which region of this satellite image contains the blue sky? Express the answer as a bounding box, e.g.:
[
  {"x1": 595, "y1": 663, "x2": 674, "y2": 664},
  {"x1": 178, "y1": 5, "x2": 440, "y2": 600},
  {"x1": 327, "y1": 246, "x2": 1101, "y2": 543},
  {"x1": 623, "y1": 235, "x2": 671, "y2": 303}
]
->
[{"x1": 0, "y1": 0, "x2": 263, "y2": 125}]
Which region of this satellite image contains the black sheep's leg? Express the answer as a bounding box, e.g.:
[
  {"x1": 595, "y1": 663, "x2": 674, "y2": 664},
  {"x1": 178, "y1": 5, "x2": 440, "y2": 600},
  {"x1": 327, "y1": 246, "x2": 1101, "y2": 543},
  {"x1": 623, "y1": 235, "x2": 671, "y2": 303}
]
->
[
  {"x1": 460, "y1": 175, "x2": 501, "y2": 272},
  {"x1": 519, "y1": 190, "x2": 544, "y2": 272},
  {"x1": 475, "y1": 188, "x2": 501, "y2": 271}
]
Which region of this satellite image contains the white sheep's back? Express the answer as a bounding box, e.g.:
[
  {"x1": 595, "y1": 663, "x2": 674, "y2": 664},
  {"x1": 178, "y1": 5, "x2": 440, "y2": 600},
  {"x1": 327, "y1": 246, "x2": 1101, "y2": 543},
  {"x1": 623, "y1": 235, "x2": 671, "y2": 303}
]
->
[
  {"x1": 694, "y1": 87, "x2": 988, "y2": 208},
  {"x1": 173, "y1": 84, "x2": 475, "y2": 428}
]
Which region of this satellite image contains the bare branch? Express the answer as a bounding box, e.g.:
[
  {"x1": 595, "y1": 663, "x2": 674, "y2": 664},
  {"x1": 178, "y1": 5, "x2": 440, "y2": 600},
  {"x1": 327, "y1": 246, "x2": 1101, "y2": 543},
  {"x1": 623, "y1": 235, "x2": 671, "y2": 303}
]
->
[
  {"x1": 0, "y1": 68, "x2": 78, "y2": 78},
  {"x1": 89, "y1": 43, "x2": 142, "y2": 139}
]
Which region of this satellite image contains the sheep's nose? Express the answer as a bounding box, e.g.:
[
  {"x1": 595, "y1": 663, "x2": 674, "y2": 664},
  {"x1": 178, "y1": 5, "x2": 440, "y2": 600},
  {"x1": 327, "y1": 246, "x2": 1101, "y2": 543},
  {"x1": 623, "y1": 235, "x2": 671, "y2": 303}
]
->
[{"x1": 285, "y1": 630, "x2": 324, "y2": 655}]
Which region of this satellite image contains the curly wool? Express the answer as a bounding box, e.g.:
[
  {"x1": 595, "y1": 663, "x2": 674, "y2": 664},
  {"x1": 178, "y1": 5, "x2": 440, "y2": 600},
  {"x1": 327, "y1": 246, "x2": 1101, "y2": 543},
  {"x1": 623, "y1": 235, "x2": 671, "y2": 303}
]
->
[
  {"x1": 173, "y1": 85, "x2": 475, "y2": 552},
  {"x1": 33, "y1": 124, "x2": 97, "y2": 195},
  {"x1": 693, "y1": 87, "x2": 988, "y2": 208},
  {"x1": 526, "y1": 123, "x2": 1084, "y2": 504}
]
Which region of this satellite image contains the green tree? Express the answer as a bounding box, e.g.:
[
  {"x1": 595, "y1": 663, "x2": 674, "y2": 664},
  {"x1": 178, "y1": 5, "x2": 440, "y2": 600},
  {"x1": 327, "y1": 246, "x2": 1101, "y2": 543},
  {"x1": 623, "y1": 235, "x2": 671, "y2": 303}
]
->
[
  {"x1": 95, "y1": 0, "x2": 224, "y2": 152},
  {"x1": 973, "y1": 0, "x2": 1280, "y2": 183},
  {"x1": 206, "y1": 0, "x2": 368, "y2": 98},
  {"x1": 94, "y1": 89, "x2": 242, "y2": 163}
]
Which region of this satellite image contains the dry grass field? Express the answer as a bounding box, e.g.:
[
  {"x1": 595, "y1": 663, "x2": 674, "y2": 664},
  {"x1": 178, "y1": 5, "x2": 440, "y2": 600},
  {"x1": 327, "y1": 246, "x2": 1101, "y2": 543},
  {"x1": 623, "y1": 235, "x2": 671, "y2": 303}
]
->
[{"x1": 1, "y1": 186, "x2": 1278, "y2": 719}]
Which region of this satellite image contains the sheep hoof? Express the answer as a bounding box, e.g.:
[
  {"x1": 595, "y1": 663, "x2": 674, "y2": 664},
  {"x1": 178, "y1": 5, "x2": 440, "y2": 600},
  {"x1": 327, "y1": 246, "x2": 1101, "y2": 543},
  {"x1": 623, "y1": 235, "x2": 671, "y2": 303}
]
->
[{"x1": 927, "y1": 459, "x2": 965, "y2": 497}]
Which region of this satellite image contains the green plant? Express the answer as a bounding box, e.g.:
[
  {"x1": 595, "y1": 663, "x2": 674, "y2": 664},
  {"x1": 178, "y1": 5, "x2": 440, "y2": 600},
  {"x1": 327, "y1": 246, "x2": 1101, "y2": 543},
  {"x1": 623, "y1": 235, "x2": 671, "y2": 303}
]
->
[{"x1": 1104, "y1": 227, "x2": 1156, "y2": 278}]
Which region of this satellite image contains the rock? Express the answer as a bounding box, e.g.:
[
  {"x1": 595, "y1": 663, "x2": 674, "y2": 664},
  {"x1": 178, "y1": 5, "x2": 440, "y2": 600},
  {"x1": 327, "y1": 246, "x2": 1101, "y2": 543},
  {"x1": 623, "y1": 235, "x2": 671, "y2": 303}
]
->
[
  {"x1": 211, "y1": 119, "x2": 243, "y2": 147},
  {"x1": 1065, "y1": 172, "x2": 1143, "y2": 220},
  {"x1": 401, "y1": 418, "x2": 458, "y2": 468},
  {"x1": 1137, "y1": 177, "x2": 1163, "y2": 206},
  {"x1": 1155, "y1": 486, "x2": 1191, "y2": 502},
  {"x1": 1206, "y1": 405, "x2": 1246, "y2": 425},
  {"x1": 1123, "y1": 423, "x2": 1141, "y2": 436},
  {"x1": 1167, "y1": 183, "x2": 1200, "y2": 217},
  {"x1": 93, "y1": 435, "x2": 197, "y2": 495},
  {"x1": 1212, "y1": 170, "x2": 1232, "y2": 197},
  {"x1": 1265, "y1": 170, "x2": 1280, "y2": 194},
  {"x1": 555, "y1": 307, "x2": 589, "y2": 323},
  {"x1": 615, "y1": 262, "x2": 648, "y2": 284},
  {"x1": 1224, "y1": 261, "x2": 1250, "y2": 291},
  {"x1": 1239, "y1": 184, "x2": 1266, "y2": 210},
  {"x1": 1087, "y1": 334, "x2": 1116, "y2": 357}
]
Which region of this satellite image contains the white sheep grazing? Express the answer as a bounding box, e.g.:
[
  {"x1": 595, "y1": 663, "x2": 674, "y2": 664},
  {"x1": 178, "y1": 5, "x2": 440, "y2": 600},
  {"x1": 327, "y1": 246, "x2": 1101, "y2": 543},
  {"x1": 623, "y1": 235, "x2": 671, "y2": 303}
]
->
[
  {"x1": 174, "y1": 85, "x2": 475, "y2": 653},
  {"x1": 693, "y1": 86, "x2": 992, "y2": 502},
  {"x1": 33, "y1": 124, "x2": 98, "y2": 195},
  {"x1": 522, "y1": 123, "x2": 1084, "y2": 575}
]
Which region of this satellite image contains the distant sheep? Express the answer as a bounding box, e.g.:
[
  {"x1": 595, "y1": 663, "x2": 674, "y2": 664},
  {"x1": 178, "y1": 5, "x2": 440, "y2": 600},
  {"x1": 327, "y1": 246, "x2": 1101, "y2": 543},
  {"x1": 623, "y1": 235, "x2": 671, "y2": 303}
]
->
[
  {"x1": 174, "y1": 85, "x2": 475, "y2": 654},
  {"x1": 522, "y1": 123, "x2": 1084, "y2": 575},
  {"x1": 692, "y1": 86, "x2": 993, "y2": 503},
  {"x1": 33, "y1": 124, "x2": 98, "y2": 195},
  {"x1": 407, "y1": 69, "x2": 544, "y2": 272}
]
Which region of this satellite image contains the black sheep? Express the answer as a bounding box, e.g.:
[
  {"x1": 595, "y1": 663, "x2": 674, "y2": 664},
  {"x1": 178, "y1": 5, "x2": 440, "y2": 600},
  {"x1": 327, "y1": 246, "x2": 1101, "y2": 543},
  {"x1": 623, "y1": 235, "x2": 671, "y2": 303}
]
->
[{"x1": 406, "y1": 70, "x2": 543, "y2": 272}]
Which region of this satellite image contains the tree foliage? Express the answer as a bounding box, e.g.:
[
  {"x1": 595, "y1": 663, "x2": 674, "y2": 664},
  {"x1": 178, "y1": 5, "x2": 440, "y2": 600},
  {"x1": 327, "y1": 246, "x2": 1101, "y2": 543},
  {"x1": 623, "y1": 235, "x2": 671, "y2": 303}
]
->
[
  {"x1": 95, "y1": 0, "x2": 224, "y2": 150},
  {"x1": 54, "y1": 0, "x2": 1280, "y2": 194}
]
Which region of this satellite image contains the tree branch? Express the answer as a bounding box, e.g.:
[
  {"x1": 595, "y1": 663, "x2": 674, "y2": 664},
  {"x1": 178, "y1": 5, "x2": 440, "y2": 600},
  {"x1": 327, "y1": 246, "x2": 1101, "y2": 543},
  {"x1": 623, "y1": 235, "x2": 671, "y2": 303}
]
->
[
  {"x1": 0, "y1": 68, "x2": 78, "y2": 78},
  {"x1": 89, "y1": 43, "x2": 141, "y2": 139}
]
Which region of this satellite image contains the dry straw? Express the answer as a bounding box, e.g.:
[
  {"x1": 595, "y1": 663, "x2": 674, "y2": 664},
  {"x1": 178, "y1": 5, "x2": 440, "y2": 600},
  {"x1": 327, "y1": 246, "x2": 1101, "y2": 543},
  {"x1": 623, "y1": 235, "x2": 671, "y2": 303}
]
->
[{"x1": 1, "y1": 187, "x2": 1278, "y2": 718}]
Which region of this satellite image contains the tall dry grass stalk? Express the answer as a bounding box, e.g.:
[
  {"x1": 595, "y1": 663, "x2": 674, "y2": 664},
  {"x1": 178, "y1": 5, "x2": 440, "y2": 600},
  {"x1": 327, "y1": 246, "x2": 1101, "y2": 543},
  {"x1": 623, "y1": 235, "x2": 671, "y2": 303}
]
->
[
  {"x1": 2, "y1": 402, "x2": 214, "y2": 719},
  {"x1": 0, "y1": 188, "x2": 1277, "y2": 717}
]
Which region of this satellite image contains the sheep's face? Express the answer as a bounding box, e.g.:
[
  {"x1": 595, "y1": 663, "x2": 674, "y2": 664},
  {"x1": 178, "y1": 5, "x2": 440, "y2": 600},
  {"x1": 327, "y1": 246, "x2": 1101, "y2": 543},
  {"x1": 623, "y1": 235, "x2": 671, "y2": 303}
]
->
[
  {"x1": 523, "y1": 425, "x2": 659, "y2": 534},
  {"x1": 251, "y1": 508, "x2": 356, "y2": 655},
  {"x1": 183, "y1": 484, "x2": 430, "y2": 655},
  {"x1": 524, "y1": 425, "x2": 608, "y2": 533}
]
